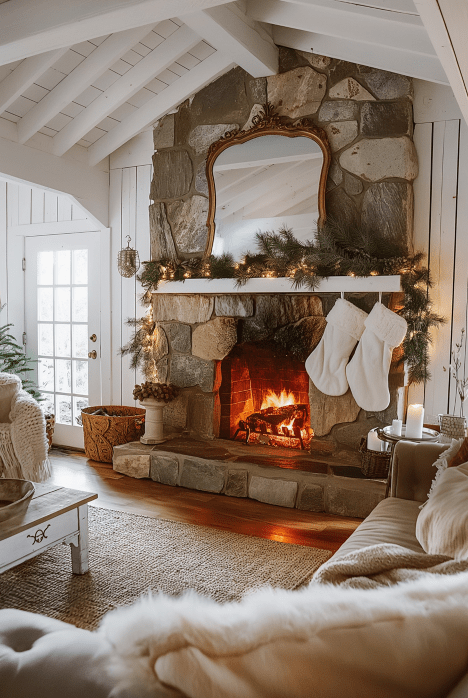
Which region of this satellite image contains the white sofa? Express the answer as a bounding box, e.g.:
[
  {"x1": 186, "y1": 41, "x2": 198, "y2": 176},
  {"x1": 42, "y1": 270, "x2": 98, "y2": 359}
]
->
[{"x1": 1, "y1": 440, "x2": 468, "y2": 698}]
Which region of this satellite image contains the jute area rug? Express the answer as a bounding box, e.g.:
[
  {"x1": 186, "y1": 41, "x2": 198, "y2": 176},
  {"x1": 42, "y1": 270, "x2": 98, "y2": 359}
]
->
[{"x1": 0, "y1": 507, "x2": 331, "y2": 630}]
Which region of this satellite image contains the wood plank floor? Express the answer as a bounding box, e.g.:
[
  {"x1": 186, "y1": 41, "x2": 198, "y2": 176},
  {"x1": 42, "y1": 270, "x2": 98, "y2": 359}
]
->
[{"x1": 48, "y1": 448, "x2": 361, "y2": 554}]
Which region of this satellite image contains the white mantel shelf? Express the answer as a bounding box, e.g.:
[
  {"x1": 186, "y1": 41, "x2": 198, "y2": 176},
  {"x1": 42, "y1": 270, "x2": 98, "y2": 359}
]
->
[{"x1": 154, "y1": 276, "x2": 401, "y2": 294}]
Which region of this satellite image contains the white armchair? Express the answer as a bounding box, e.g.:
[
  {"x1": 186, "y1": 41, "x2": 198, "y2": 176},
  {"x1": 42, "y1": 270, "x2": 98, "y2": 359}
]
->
[{"x1": 0, "y1": 372, "x2": 50, "y2": 482}]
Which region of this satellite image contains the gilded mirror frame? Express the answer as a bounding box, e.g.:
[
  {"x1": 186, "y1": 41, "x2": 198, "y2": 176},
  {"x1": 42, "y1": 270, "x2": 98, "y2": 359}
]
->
[{"x1": 204, "y1": 102, "x2": 332, "y2": 258}]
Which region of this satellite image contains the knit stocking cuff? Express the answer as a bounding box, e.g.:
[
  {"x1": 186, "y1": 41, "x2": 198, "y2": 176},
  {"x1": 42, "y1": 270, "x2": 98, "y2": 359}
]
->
[
  {"x1": 326, "y1": 298, "x2": 368, "y2": 341},
  {"x1": 365, "y1": 302, "x2": 408, "y2": 348}
]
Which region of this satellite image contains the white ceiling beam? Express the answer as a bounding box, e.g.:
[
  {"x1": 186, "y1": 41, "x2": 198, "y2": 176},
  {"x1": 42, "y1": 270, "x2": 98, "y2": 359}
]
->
[
  {"x1": 215, "y1": 165, "x2": 265, "y2": 195},
  {"x1": 274, "y1": 0, "x2": 420, "y2": 23},
  {"x1": 182, "y1": 3, "x2": 278, "y2": 77},
  {"x1": 17, "y1": 25, "x2": 155, "y2": 145},
  {"x1": 87, "y1": 51, "x2": 235, "y2": 166},
  {"x1": 273, "y1": 25, "x2": 449, "y2": 85},
  {"x1": 414, "y1": 0, "x2": 468, "y2": 125},
  {"x1": 248, "y1": 0, "x2": 435, "y2": 57},
  {"x1": 214, "y1": 150, "x2": 322, "y2": 171},
  {"x1": 255, "y1": 183, "x2": 317, "y2": 218},
  {"x1": 335, "y1": 0, "x2": 418, "y2": 13},
  {"x1": 53, "y1": 24, "x2": 200, "y2": 156},
  {"x1": 0, "y1": 48, "x2": 68, "y2": 113},
  {"x1": 0, "y1": 0, "x2": 234, "y2": 65},
  {"x1": 217, "y1": 161, "x2": 310, "y2": 219}
]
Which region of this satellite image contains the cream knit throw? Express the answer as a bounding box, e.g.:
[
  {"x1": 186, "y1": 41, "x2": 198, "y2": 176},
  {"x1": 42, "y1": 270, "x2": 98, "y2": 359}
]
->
[
  {"x1": 311, "y1": 542, "x2": 468, "y2": 588},
  {"x1": 0, "y1": 372, "x2": 50, "y2": 481}
]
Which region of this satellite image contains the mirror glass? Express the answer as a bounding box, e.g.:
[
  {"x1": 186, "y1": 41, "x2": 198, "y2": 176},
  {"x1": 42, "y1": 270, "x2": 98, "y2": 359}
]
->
[{"x1": 211, "y1": 135, "x2": 324, "y2": 260}]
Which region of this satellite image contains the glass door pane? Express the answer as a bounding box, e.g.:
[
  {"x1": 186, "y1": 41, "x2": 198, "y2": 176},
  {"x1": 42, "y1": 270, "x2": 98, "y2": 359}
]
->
[
  {"x1": 26, "y1": 232, "x2": 101, "y2": 449},
  {"x1": 37, "y1": 248, "x2": 90, "y2": 427}
]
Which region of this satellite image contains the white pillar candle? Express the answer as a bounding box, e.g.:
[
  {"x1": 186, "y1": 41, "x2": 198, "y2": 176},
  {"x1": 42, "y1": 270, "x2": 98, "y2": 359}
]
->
[
  {"x1": 367, "y1": 429, "x2": 382, "y2": 451},
  {"x1": 406, "y1": 404, "x2": 424, "y2": 439},
  {"x1": 392, "y1": 419, "x2": 402, "y2": 436}
]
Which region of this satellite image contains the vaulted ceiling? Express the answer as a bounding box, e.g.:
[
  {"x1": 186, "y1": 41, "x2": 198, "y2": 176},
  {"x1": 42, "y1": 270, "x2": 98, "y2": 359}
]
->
[{"x1": 0, "y1": 0, "x2": 465, "y2": 174}]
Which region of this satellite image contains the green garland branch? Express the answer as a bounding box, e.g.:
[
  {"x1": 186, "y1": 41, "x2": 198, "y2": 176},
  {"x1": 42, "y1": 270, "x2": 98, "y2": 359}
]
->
[{"x1": 133, "y1": 219, "x2": 443, "y2": 385}]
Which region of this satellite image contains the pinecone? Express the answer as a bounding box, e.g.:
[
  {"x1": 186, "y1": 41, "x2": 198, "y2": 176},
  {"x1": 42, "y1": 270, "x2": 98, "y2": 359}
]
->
[{"x1": 133, "y1": 381, "x2": 180, "y2": 403}]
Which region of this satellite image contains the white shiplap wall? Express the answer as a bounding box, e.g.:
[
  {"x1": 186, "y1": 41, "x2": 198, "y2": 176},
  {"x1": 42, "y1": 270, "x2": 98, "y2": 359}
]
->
[
  {"x1": 410, "y1": 80, "x2": 468, "y2": 422},
  {"x1": 0, "y1": 181, "x2": 87, "y2": 338},
  {"x1": 0, "y1": 131, "x2": 152, "y2": 409},
  {"x1": 109, "y1": 157, "x2": 152, "y2": 405}
]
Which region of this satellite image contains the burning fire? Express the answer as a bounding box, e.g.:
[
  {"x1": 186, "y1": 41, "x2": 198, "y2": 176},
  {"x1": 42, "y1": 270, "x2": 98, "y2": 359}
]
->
[{"x1": 261, "y1": 389, "x2": 297, "y2": 410}]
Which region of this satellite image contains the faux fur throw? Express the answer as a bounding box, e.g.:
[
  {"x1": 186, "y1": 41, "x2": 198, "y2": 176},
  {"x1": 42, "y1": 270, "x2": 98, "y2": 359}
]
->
[
  {"x1": 312, "y1": 542, "x2": 468, "y2": 588},
  {"x1": 0, "y1": 372, "x2": 50, "y2": 481},
  {"x1": 98, "y1": 565, "x2": 468, "y2": 698}
]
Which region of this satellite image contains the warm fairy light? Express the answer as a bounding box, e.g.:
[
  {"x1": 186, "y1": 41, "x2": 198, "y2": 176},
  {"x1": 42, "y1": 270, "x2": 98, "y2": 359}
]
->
[
  {"x1": 183, "y1": 272, "x2": 191, "y2": 278},
  {"x1": 348, "y1": 272, "x2": 355, "y2": 277},
  {"x1": 370, "y1": 271, "x2": 378, "y2": 276}
]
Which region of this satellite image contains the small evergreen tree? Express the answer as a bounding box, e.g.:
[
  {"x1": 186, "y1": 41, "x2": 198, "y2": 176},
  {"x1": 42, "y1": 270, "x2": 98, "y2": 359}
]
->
[{"x1": 0, "y1": 306, "x2": 43, "y2": 401}]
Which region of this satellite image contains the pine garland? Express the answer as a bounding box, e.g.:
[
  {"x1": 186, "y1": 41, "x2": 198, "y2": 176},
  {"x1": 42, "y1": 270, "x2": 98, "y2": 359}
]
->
[
  {"x1": 133, "y1": 219, "x2": 443, "y2": 385},
  {"x1": 119, "y1": 313, "x2": 168, "y2": 380}
]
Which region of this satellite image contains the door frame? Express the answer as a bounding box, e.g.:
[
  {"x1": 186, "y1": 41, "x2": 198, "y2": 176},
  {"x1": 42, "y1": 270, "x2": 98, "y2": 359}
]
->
[{"x1": 17, "y1": 222, "x2": 111, "y2": 410}]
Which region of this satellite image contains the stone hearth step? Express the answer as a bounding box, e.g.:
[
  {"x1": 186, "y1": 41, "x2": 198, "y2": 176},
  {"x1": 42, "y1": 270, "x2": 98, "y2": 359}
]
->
[{"x1": 113, "y1": 437, "x2": 387, "y2": 519}]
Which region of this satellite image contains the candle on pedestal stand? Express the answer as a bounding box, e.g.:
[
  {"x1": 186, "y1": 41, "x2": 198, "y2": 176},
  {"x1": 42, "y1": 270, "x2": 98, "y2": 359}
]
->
[{"x1": 406, "y1": 404, "x2": 424, "y2": 439}]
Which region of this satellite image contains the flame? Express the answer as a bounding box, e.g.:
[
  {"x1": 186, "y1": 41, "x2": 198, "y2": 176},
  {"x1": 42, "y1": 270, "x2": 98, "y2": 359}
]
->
[{"x1": 260, "y1": 389, "x2": 296, "y2": 410}]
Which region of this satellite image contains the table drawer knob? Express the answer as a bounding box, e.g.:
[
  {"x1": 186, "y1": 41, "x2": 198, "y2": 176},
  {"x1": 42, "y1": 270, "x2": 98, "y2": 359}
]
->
[{"x1": 27, "y1": 524, "x2": 50, "y2": 545}]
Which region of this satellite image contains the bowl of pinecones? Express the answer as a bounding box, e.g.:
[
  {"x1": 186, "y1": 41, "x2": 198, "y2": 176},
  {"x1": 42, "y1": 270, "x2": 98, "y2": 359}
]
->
[{"x1": 132, "y1": 381, "x2": 180, "y2": 403}]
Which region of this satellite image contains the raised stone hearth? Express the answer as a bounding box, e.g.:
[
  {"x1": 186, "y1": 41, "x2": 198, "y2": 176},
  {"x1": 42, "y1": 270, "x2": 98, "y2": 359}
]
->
[{"x1": 113, "y1": 437, "x2": 386, "y2": 518}]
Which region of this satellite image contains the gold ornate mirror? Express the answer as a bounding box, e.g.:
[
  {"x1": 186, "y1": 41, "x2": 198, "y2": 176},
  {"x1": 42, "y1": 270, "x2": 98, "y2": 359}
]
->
[{"x1": 204, "y1": 103, "x2": 331, "y2": 259}]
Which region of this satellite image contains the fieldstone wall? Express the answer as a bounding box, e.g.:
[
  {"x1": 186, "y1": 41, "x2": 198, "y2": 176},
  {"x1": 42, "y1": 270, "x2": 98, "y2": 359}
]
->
[{"x1": 150, "y1": 47, "x2": 417, "y2": 259}]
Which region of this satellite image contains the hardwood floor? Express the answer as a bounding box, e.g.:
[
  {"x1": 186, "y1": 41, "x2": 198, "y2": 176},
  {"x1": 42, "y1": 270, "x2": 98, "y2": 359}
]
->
[{"x1": 48, "y1": 448, "x2": 361, "y2": 554}]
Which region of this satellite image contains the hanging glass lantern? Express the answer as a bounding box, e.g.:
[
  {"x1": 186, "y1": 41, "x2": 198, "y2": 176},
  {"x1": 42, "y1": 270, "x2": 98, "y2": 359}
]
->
[{"x1": 117, "y1": 236, "x2": 140, "y2": 278}]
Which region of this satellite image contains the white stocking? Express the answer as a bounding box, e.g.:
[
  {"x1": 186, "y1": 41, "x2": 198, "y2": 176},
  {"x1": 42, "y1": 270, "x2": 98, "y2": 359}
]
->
[
  {"x1": 346, "y1": 302, "x2": 407, "y2": 411},
  {"x1": 305, "y1": 298, "x2": 368, "y2": 396}
]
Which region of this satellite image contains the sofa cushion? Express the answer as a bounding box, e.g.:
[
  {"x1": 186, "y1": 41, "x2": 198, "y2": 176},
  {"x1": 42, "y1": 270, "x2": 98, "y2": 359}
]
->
[
  {"x1": 416, "y1": 461, "x2": 468, "y2": 559},
  {"x1": 0, "y1": 609, "x2": 114, "y2": 698},
  {"x1": 329, "y1": 497, "x2": 424, "y2": 562},
  {"x1": 447, "y1": 435, "x2": 468, "y2": 468}
]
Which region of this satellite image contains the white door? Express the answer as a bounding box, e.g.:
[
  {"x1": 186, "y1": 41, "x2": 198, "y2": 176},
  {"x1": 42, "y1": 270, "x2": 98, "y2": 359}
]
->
[{"x1": 25, "y1": 232, "x2": 102, "y2": 449}]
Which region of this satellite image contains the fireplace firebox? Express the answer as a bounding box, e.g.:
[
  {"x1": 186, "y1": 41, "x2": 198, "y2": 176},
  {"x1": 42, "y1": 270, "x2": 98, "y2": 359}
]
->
[{"x1": 219, "y1": 342, "x2": 312, "y2": 450}]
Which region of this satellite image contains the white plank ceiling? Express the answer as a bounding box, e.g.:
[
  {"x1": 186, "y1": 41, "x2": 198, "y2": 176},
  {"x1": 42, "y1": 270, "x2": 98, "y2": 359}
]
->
[{"x1": 0, "y1": 0, "x2": 464, "y2": 169}]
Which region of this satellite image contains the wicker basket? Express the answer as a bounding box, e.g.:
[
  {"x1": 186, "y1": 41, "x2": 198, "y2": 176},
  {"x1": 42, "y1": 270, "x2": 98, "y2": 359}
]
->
[
  {"x1": 359, "y1": 437, "x2": 391, "y2": 479},
  {"x1": 81, "y1": 406, "x2": 145, "y2": 463}
]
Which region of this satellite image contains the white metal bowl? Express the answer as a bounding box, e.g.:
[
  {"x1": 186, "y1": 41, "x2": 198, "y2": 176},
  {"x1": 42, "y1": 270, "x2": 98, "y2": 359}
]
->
[{"x1": 0, "y1": 479, "x2": 35, "y2": 523}]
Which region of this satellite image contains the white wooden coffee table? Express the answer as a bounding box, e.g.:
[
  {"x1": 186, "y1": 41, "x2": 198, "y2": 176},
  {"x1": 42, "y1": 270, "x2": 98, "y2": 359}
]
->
[{"x1": 0, "y1": 483, "x2": 97, "y2": 575}]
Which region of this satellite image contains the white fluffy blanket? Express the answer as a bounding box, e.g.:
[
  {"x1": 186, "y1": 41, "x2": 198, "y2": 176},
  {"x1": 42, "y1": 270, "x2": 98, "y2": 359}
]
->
[{"x1": 99, "y1": 561, "x2": 468, "y2": 698}]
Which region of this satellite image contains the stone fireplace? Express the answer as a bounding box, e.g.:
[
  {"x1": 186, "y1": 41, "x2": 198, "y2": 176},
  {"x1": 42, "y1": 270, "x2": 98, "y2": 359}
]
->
[
  {"x1": 113, "y1": 46, "x2": 416, "y2": 517},
  {"x1": 114, "y1": 286, "x2": 403, "y2": 518},
  {"x1": 149, "y1": 288, "x2": 400, "y2": 453}
]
